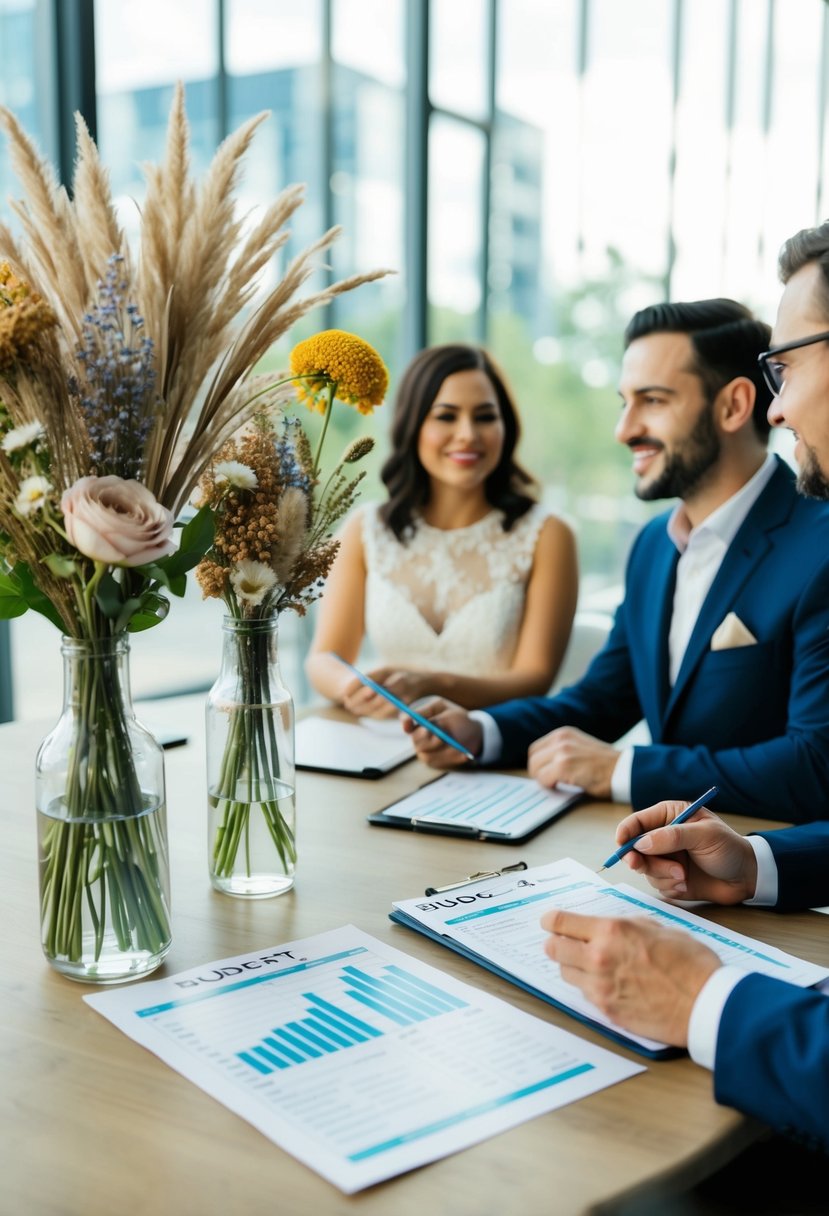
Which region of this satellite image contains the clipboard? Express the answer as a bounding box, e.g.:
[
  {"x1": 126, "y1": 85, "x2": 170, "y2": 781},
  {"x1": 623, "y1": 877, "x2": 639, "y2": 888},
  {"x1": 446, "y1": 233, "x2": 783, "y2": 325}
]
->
[
  {"x1": 388, "y1": 857, "x2": 829, "y2": 1060},
  {"x1": 295, "y1": 717, "x2": 415, "y2": 779},
  {"x1": 387, "y1": 905, "x2": 680, "y2": 1059},
  {"x1": 368, "y1": 770, "x2": 582, "y2": 842}
]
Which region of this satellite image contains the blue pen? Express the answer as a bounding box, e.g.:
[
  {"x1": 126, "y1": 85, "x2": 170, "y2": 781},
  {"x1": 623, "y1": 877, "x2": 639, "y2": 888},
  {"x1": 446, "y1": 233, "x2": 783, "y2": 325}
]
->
[
  {"x1": 331, "y1": 654, "x2": 476, "y2": 761},
  {"x1": 598, "y1": 785, "x2": 719, "y2": 872}
]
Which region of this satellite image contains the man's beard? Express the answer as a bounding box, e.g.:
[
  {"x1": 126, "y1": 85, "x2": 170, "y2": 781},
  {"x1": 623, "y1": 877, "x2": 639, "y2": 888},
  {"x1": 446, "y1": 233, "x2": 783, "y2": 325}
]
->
[
  {"x1": 633, "y1": 403, "x2": 721, "y2": 502},
  {"x1": 796, "y1": 440, "x2": 829, "y2": 500}
]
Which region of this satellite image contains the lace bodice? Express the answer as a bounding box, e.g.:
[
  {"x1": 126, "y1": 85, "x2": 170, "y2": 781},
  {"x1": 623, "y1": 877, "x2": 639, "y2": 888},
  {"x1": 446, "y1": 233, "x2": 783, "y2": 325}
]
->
[{"x1": 361, "y1": 502, "x2": 549, "y2": 676}]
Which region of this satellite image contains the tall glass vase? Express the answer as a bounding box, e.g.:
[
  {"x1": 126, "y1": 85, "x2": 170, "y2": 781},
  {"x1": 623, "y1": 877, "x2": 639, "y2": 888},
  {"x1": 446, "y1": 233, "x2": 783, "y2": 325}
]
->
[
  {"x1": 35, "y1": 634, "x2": 171, "y2": 983},
  {"x1": 206, "y1": 616, "x2": 296, "y2": 897}
]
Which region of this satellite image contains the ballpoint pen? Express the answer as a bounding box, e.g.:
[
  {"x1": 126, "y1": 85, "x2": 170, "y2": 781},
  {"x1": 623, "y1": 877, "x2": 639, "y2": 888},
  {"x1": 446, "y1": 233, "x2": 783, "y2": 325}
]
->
[
  {"x1": 331, "y1": 653, "x2": 477, "y2": 761},
  {"x1": 598, "y1": 785, "x2": 719, "y2": 872}
]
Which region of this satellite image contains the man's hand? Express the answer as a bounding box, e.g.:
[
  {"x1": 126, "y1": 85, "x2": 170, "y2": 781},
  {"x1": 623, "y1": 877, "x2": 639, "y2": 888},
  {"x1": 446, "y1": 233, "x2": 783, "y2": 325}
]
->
[
  {"x1": 401, "y1": 698, "x2": 483, "y2": 768},
  {"x1": 616, "y1": 801, "x2": 758, "y2": 903},
  {"x1": 527, "y1": 726, "x2": 619, "y2": 798},
  {"x1": 540, "y1": 910, "x2": 721, "y2": 1046}
]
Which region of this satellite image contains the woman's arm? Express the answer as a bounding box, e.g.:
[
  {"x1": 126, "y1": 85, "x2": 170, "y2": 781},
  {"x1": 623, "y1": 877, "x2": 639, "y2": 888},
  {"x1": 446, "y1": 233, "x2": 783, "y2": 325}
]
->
[
  {"x1": 372, "y1": 515, "x2": 579, "y2": 710},
  {"x1": 304, "y1": 512, "x2": 370, "y2": 704}
]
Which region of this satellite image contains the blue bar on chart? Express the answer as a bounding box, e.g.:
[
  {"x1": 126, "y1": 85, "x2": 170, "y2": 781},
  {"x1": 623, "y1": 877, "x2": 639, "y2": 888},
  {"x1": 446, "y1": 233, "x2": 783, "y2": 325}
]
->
[
  {"x1": 341, "y1": 964, "x2": 467, "y2": 1026},
  {"x1": 236, "y1": 965, "x2": 468, "y2": 1075}
]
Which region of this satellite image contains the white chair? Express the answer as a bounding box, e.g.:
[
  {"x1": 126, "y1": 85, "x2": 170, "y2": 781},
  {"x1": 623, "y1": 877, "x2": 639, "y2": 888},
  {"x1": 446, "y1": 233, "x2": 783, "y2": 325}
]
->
[{"x1": 551, "y1": 609, "x2": 615, "y2": 693}]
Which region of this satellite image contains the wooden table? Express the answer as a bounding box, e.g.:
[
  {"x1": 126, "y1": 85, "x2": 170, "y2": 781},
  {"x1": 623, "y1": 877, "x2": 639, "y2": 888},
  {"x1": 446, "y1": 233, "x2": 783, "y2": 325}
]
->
[{"x1": 2, "y1": 700, "x2": 827, "y2": 1216}]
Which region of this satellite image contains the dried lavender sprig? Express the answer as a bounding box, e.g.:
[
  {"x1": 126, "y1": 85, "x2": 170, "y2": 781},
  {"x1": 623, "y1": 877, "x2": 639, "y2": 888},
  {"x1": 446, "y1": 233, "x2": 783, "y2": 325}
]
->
[
  {"x1": 74, "y1": 254, "x2": 158, "y2": 479},
  {"x1": 275, "y1": 416, "x2": 312, "y2": 493}
]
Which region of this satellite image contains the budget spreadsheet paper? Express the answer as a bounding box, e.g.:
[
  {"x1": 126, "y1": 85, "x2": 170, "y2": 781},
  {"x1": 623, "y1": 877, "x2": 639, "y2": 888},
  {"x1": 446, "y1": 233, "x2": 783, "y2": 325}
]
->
[
  {"x1": 85, "y1": 925, "x2": 643, "y2": 1193},
  {"x1": 391, "y1": 858, "x2": 829, "y2": 1055}
]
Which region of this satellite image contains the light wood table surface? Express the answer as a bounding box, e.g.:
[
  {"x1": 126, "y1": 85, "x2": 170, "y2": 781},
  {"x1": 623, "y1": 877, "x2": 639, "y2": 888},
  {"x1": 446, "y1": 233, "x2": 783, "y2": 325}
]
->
[{"x1": 2, "y1": 699, "x2": 827, "y2": 1216}]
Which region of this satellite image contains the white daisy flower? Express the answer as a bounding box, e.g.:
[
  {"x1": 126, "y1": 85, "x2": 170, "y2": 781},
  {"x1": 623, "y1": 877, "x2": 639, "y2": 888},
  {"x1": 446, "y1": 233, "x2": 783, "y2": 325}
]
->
[
  {"x1": 214, "y1": 461, "x2": 258, "y2": 490},
  {"x1": 230, "y1": 560, "x2": 278, "y2": 607},
  {"x1": 15, "y1": 475, "x2": 51, "y2": 516},
  {"x1": 2, "y1": 421, "x2": 45, "y2": 453}
]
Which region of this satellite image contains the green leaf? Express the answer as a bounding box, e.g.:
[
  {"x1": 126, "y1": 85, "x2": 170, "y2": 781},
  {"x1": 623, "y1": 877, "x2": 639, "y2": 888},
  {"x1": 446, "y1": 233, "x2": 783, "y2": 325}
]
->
[
  {"x1": 125, "y1": 591, "x2": 170, "y2": 633},
  {"x1": 11, "y1": 563, "x2": 66, "y2": 631},
  {"x1": 43, "y1": 552, "x2": 79, "y2": 579},
  {"x1": 139, "y1": 562, "x2": 171, "y2": 590},
  {"x1": 127, "y1": 611, "x2": 164, "y2": 633},
  {"x1": 94, "y1": 571, "x2": 124, "y2": 620},
  {"x1": 139, "y1": 507, "x2": 215, "y2": 583},
  {"x1": 176, "y1": 504, "x2": 215, "y2": 562},
  {"x1": 0, "y1": 571, "x2": 28, "y2": 619},
  {"x1": 181, "y1": 503, "x2": 215, "y2": 552},
  {"x1": 114, "y1": 595, "x2": 144, "y2": 633}
]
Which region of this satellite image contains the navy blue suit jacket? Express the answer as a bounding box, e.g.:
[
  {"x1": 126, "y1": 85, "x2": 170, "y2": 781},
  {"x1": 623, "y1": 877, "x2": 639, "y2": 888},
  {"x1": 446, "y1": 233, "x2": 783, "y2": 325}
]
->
[
  {"x1": 714, "y1": 823, "x2": 829, "y2": 1152},
  {"x1": 488, "y1": 458, "x2": 829, "y2": 820}
]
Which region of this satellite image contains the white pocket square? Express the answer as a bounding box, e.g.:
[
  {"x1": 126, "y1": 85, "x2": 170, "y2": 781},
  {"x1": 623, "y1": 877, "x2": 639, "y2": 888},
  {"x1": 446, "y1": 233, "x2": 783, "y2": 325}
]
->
[{"x1": 710, "y1": 612, "x2": 757, "y2": 651}]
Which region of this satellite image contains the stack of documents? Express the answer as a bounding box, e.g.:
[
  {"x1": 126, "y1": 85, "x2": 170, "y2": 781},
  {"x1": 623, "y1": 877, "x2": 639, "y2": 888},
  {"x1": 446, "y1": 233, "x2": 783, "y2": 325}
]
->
[{"x1": 391, "y1": 858, "x2": 829, "y2": 1057}]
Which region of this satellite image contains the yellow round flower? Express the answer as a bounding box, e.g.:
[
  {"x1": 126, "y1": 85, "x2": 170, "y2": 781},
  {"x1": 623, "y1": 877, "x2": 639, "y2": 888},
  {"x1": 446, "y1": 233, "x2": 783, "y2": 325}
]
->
[
  {"x1": 0, "y1": 262, "x2": 57, "y2": 371},
  {"x1": 289, "y1": 329, "x2": 388, "y2": 416}
]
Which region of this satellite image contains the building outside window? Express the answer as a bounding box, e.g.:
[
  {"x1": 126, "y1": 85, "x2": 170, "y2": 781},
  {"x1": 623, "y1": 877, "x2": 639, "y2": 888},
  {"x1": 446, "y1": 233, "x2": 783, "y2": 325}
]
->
[{"x1": 2, "y1": 0, "x2": 828, "y2": 719}]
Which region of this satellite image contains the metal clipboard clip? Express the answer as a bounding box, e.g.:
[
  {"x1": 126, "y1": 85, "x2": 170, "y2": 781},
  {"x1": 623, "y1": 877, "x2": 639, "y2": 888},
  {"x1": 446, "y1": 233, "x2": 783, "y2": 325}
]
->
[{"x1": 424, "y1": 861, "x2": 528, "y2": 897}]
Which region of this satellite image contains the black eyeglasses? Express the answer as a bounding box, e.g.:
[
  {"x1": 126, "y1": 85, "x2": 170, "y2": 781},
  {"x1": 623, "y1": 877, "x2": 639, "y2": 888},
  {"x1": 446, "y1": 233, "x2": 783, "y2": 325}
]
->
[{"x1": 757, "y1": 330, "x2": 829, "y2": 397}]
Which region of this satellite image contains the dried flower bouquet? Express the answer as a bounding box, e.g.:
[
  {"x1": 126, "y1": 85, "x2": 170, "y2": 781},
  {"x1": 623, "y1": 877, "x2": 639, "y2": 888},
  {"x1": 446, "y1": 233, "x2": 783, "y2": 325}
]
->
[
  {"x1": 0, "y1": 86, "x2": 389, "y2": 968},
  {"x1": 196, "y1": 330, "x2": 387, "y2": 891}
]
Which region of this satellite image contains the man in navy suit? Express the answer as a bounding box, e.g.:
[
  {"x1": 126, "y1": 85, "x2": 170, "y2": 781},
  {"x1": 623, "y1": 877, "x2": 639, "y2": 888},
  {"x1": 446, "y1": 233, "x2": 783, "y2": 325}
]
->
[
  {"x1": 542, "y1": 221, "x2": 829, "y2": 1153},
  {"x1": 407, "y1": 299, "x2": 829, "y2": 822}
]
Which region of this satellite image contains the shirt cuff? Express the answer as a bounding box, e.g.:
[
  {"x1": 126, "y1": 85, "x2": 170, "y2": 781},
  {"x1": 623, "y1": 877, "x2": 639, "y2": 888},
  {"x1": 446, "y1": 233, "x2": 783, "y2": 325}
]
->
[
  {"x1": 469, "y1": 711, "x2": 501, "y2": 765},
  {"x1": 744, "y1": 835, "x2": 778, "y2": 906},
  {"x1": 687, "y1": 966, "x2": 748, "y2": 1070},
  {"x1": 610, "y1": 747, "x2": 633, "y2": 802}
]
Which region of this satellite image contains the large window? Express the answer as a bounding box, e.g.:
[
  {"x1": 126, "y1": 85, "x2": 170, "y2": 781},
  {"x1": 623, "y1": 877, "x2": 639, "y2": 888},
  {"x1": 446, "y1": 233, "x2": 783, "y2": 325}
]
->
[
  {"x1": 0, "y1": 1, "x2": 41, "y2": 150},
  {"x1": 3, "y1": 0, "x2": 829, "y2": 718}
]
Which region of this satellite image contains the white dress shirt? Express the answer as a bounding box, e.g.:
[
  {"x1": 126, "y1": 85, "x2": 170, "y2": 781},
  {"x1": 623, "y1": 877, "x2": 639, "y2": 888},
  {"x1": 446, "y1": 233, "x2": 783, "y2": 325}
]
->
[
  {"x1": 610, "y1": 496, "x2": 752, "y2": 799},
  {"x1": 687, "y1": 834, "x2": 778, "y2": 1069},
  {"x1": 609, "y1": 454, "x2": 777, "y2": 799},
  {"x1": 473, "y1": 455, "x2": 778, "y2": 784}
]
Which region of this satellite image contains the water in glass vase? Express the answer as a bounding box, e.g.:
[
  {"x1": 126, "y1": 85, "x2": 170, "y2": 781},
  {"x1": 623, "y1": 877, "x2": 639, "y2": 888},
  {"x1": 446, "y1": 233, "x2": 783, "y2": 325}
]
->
[
  {"x1": 37, "y1": 796, "x2": 172, "y2": 983},
  {"x1": 208, "y1": 779, "x2": 296, "y2": 897}
]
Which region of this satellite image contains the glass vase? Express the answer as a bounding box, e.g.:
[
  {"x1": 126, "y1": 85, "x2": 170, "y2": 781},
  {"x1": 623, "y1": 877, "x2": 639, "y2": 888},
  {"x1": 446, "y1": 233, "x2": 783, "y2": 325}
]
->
[
  {"x1": 35, "y1": 634, "x2": 171, "y2": 983},
  {"x1": 206, "y1": 616, "x2": 296, "y2": 897}
]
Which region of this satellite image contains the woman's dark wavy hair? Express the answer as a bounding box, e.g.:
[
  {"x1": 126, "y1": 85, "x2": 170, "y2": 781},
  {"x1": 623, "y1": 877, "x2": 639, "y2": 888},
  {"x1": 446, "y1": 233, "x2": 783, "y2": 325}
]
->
[{"x1": 378, "y1": 344, "x2": 537, "y2": 541}]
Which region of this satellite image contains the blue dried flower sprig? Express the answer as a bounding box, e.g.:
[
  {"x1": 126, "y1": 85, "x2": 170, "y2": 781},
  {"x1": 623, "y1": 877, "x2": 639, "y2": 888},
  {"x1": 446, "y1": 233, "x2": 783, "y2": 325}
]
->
[
  {"x1": 74, "y1": 254, "x2": 158, "y2": 479},
  {"x1": 275, "y1": 416, "x2": 312, "y2": 492}
]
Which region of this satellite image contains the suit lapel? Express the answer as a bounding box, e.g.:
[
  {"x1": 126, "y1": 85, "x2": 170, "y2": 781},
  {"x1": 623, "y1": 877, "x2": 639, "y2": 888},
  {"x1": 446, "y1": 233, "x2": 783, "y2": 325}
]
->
[{"x1": 663, "y1": 458, "x2": 795, "y2": 723}]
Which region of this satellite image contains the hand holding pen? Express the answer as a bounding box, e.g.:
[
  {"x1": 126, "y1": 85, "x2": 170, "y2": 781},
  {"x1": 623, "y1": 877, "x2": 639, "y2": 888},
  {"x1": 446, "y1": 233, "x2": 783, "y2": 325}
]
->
[
  {"x1": 602, "y1": 789, "x2": 760, "y2": 905},
  {"x1": 331, "y1": 655, "x2": 477, "y2": 761},
  {"x1": 600, "y1": 787, "x2": 719, "y2": 871}
]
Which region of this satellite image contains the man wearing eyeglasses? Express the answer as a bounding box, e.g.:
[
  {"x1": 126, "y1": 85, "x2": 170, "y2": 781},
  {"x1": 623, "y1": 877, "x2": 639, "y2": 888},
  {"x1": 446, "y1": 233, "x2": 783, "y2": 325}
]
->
[
  {"x1": 408, "y1": 298, "x2": 829, "y2": 823},
  {"x1": 541, "y1": 220, "x2": 829, "y2": 1160}
]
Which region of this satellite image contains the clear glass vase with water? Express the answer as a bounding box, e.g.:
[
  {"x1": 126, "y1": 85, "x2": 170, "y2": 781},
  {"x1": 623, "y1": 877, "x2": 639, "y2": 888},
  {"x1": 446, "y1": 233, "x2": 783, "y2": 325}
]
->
[
  {"x1": 206, "y1": 615, "x2": 296, "y2": 897},
  {"x1": 35, "y1": 634, "x2": 171, "y2": 983}
]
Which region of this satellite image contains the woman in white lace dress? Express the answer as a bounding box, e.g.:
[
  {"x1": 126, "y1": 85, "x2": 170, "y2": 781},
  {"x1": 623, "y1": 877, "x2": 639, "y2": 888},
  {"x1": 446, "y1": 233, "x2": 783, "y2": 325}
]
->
[{"x1": 306, "y1": 344, "x2": 578, "y2": 714}]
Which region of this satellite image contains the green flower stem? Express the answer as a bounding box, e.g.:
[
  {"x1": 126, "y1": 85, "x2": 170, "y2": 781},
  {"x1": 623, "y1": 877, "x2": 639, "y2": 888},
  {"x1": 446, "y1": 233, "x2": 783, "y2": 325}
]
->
[
  {"x1": 312, "y1": 381, "x2": 337, "y2": 479},
  {"x1": 240, "y1": 371, "x2": 327, "y2": 410},
  {"x1": 39, "y1": 636, "x2": 171, "y2": 966},
  {"x1": 209, "y1": 623, "x2": 296, "y2": 882}
]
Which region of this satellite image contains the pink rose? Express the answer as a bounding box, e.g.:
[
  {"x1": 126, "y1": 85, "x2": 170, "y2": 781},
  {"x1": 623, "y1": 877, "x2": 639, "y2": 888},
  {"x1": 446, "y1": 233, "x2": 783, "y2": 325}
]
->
[{"x1": 61, "y1": 476, "x2": 175, "y2": 566}]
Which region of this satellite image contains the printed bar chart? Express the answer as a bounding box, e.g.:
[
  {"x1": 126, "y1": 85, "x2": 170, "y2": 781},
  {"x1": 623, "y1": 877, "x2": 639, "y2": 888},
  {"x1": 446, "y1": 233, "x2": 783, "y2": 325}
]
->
[
  {"x1": 237, "y1": 963, "x2": 468, "y2": 1074},
  {"x1": 86, "y1": 926, "x2": 645, "y2": 1193}
]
